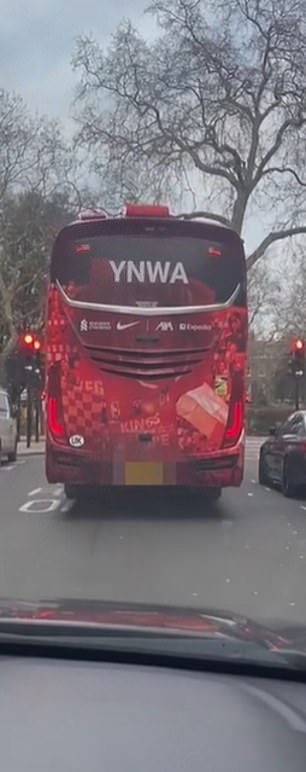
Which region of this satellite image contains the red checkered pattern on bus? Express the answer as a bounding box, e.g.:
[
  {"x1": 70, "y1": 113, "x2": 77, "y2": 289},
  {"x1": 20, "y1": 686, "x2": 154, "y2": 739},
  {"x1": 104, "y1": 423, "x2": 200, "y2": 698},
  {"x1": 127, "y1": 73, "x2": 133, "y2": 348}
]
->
[
  {"x1": 47, "y1": 285, "x2": 67, "y2": 365},
  {"x1": 61, "y1": 376, "x2": 108, "y2": 447}
]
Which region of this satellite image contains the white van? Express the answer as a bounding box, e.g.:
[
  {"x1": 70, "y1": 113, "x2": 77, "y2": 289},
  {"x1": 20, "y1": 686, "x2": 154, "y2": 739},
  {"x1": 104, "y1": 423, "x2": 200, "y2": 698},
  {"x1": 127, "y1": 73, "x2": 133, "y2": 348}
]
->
[{"x1": 0, "y1": 389, "x2": 18, "y2": 462}]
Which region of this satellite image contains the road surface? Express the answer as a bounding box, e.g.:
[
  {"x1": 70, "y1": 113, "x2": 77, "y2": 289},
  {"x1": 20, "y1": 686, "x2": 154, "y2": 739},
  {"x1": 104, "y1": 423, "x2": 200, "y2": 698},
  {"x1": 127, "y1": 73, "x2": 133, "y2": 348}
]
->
[{"x1": 1, "y1": 437, "x2": 306, "y2": 625}]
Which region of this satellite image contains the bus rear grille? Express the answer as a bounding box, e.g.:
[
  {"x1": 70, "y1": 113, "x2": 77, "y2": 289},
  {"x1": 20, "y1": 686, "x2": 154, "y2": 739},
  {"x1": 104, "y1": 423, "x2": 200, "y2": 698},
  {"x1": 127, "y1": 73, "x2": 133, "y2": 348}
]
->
[{"x1": 84, "y1": 344, "x2": 209, "y2": 380}]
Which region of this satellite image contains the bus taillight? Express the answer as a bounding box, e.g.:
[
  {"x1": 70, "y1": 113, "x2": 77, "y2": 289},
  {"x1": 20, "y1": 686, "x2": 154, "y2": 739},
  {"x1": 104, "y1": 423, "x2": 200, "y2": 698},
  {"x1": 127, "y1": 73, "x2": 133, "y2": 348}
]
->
[
  {"x1": 47, "y1": 364, "x2": 66, "y2": 441},
  {"x1": 47, "y1": 397, "x2": 66, "y2": 440},
  {"x1": 223, "y1": 401, "x2": 243, "y2": 448}
]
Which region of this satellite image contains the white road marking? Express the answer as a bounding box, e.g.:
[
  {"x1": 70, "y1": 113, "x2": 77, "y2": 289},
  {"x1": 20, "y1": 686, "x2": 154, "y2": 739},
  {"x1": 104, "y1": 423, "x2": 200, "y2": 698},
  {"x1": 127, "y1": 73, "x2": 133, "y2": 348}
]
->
[
  {"x1": 19, "y1": 499, "x2": 60, "y2": 513},
  {"x1": 300, "y1": 506, "x2": 306, "y2": 511},
  {"x1": 60, "y1": 500, "x2": 73, "y2": 513},
  {"x1": 28, "y1": 488, "x2": 42, "y2": 496},
  {"x1": 264, "y1": 487, "x2": 271, "y2": 492},
  {"x1": 247, "y1": 492, "x2": 254, "y2": 497},
  {"x1": 2, "y1": 466, "x2": 13, "y2": 471}
]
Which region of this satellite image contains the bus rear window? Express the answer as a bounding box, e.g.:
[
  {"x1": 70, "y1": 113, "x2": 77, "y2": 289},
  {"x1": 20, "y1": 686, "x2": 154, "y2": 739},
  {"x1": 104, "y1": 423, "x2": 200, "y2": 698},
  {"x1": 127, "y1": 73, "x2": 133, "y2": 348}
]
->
[{"x1": 52, "y1": 227, "x2": 246, "y2": 308}]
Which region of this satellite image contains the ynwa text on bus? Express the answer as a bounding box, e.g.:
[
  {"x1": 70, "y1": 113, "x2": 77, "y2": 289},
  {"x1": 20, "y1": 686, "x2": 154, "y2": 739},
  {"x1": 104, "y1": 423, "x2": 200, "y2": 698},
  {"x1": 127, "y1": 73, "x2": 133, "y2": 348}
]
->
[{"x1": 109, "y1": 260, "x2": 189, "y2": 284}]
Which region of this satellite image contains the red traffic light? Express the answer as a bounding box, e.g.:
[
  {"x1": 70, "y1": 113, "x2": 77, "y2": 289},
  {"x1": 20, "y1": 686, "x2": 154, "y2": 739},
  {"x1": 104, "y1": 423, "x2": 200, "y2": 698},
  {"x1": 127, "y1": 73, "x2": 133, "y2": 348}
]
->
[
  {"x1": 290, "y1": 337, "x2": 305, "y2": 353},
  {"x1": 18, "y1": 332, "x2": 43, "y2": 353},
  {"x1": 24, "y1": 333, "x2": 34, "y2": 346}
]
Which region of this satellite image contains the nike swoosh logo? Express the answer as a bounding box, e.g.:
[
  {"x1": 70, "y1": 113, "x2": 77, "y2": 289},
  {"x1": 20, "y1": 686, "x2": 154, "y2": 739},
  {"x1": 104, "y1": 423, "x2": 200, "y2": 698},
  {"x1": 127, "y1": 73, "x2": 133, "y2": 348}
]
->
[{"x1": 116, "y1": 321, "x2": 139, "y2": 331}]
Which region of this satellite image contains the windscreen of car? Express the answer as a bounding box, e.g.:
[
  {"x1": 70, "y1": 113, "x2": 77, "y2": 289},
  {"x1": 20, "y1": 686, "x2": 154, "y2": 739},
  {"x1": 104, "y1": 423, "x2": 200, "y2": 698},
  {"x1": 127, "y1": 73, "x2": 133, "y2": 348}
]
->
[{"x1": 52, "y1": 222, "x2": 246, "y2": 308}]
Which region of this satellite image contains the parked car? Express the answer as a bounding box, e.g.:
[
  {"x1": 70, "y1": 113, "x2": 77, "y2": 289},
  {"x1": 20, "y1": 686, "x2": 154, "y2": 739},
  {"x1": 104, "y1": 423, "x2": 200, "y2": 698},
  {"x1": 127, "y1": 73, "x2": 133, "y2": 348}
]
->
[
  {"x1": 0, "y1": 389, "x2": 18, "y2": 463},
  {"x1": 258, "y1": 410, "x2": 306, "y2": 497}
]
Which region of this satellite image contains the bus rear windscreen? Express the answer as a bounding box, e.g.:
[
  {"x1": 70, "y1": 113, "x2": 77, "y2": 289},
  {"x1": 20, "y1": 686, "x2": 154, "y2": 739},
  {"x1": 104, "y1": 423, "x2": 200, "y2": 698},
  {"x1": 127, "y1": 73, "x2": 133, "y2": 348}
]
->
[{"x1": 52, "y1": 229, "x2": 246, "y2": 308}]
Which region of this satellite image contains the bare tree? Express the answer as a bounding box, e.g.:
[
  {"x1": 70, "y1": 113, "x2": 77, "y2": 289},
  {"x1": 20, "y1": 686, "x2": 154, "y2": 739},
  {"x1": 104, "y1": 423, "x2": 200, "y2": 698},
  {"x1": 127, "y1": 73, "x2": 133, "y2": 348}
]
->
[
  {"x1": 0, "y1": 89, "x2": 87, "y2": 354},
  {"x1": 273, "y1": 246, "x2": 306, "y2": 337},
  {"x1": 72, "y1": 0, "x2": 306, "y2": 266},
  {"x1": 247, "y1": 257, "x2": 282, "y2": 330}
]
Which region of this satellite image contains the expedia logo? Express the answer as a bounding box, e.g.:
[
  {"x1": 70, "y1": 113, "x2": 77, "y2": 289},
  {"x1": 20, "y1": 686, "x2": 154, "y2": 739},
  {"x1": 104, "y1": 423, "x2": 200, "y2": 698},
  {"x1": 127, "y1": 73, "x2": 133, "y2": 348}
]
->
[{"x1": 179, "y1": 322, "x2": 212, "y2": 331}]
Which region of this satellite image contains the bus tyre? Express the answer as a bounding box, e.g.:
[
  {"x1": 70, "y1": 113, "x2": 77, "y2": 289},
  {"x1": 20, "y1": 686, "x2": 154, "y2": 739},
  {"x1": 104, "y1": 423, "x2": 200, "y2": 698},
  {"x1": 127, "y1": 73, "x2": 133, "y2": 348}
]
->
[
  {"x1": 64, "y1": 484, "x2": 95, "y2": 502},
  {"x1": 64, "y1": 484, "x2": 88, "y2": 500},
  {"x1": 204, "y1": 487, "x2": 222, "y2": 502}
]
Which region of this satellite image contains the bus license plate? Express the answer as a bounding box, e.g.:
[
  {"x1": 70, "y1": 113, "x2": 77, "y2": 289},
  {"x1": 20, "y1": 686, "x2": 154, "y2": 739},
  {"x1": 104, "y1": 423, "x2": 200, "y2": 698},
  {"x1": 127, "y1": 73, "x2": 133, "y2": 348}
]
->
[{"x1": 124, "y1": 462, "x2": 163, "y2": 486}]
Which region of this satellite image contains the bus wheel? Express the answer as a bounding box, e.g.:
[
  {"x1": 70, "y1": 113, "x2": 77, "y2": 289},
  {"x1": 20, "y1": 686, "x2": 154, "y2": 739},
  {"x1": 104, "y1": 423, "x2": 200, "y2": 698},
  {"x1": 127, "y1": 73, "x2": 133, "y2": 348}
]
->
[
  {"x1": 204, "y1": 487, "x2": 222, "y2": 502},
  {"x1": 64, "y1": 484, "x2": 88, "y2": 501}
]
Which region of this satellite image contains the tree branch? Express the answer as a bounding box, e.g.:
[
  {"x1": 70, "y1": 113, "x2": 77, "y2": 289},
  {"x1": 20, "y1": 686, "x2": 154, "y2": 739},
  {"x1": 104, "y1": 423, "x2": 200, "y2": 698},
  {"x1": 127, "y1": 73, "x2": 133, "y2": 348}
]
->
[
  {"x1": 247, "y1": 226, "x2": 306, "y2": 269},
  {"x1": 253, "y1": 117, "x2": 306, "y2": 185},
  {"x1": 259, "y1": 165, "x2": 306, "y2": 186}
]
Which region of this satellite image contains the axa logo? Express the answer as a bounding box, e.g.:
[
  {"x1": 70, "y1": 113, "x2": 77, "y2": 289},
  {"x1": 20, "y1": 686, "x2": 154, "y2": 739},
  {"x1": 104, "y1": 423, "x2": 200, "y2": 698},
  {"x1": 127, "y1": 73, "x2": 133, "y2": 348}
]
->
[
  {"x1": 109, "y1": 260, "x2": 189, "y2": 284},
  {"x1": 155, "y1": 321, "x2": 174, "y2": 332},
  {"x1": 80, "y1": 318, "x2": 88, "y2": 332}
]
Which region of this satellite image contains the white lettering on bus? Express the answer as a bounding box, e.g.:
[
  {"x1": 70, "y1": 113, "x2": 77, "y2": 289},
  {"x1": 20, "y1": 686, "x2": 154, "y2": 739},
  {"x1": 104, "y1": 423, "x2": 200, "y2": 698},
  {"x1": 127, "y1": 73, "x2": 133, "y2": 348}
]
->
[
  {"x1": 109, "y1": 260, "x2": 189, "y2": 284},
  {"x1": 119, "y1": 415, "x2": 161, "y2": 433},
  {"x1": 109, "y1": 260, "x2": 126, "y2": 283}
]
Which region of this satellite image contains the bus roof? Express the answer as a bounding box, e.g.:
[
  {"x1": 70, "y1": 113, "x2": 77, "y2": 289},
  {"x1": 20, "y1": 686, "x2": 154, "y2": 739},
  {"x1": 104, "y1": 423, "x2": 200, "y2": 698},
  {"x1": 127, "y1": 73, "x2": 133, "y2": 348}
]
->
[
  {"x1": 52, "y1": 206, "x2": 245, "y2": 253},
  {"x1": 71, "y1": 205, "x2": 233, "y2": 231}
]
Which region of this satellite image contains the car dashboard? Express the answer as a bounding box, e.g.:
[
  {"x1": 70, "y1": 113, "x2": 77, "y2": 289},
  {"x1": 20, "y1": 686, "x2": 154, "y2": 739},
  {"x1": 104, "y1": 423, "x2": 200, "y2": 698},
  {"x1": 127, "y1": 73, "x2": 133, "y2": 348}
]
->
[{"x1": 2, "y1": 656, "x2": 306, "y2": 771}]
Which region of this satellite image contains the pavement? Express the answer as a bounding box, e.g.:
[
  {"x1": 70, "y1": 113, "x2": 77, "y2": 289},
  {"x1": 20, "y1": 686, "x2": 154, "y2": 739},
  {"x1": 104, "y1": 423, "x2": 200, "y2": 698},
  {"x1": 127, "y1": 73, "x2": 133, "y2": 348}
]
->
[
  {"x1": 1, "y1": 436, "x2": 306, "y2": 626},
  {"x1": 18, "y1": 439, "x2": 45, "y2": 455}
]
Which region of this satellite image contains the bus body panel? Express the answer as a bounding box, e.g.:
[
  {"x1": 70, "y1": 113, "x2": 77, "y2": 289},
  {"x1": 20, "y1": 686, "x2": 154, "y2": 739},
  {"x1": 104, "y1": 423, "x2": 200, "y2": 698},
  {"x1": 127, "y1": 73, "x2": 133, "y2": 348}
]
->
[{"x1": 46, "y1": 216, "x2": 247, "y2": 489}]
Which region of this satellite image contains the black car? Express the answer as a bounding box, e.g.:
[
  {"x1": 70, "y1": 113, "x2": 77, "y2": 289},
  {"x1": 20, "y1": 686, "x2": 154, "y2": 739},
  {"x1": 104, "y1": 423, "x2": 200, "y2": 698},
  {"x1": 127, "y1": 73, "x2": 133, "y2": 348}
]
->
[{"x1": 258, "y1": 410, "x2": 306, "y2": 497}]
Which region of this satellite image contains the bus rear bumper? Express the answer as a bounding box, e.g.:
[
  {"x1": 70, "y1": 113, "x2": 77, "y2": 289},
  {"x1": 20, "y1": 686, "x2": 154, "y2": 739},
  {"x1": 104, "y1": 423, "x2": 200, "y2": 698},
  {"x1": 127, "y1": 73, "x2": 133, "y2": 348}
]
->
[{"x1": 46, "y1": 444, "x2": 244, "y2": 489}]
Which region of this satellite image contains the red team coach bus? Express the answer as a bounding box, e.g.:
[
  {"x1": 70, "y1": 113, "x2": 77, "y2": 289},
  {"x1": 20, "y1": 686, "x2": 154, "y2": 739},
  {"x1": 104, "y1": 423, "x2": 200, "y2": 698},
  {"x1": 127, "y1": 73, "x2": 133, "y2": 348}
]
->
[{"x1": 45, "y1": 204, "x2": 247, "y2": 501}]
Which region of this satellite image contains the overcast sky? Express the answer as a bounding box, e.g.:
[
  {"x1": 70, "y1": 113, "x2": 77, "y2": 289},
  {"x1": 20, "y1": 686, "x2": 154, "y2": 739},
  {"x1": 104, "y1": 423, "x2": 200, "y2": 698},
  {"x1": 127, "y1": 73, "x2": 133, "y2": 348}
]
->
[
  {"x1": 0, "y1": 0, "x2": 150, "y2": 121},
  {"x1": 0, "y1": 0, "x2": 270, "y2": 252}
]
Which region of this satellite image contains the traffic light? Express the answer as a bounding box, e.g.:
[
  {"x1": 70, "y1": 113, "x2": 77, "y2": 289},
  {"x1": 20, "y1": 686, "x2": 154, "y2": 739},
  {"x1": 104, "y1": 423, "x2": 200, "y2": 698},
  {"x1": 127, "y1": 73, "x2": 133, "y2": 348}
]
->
[
  {"x1": 16, "y1": 332, "x2": 44, "y2": 386},
  {"x1": 290, "y1": 338, "x2": 305, "y2": 376}
]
